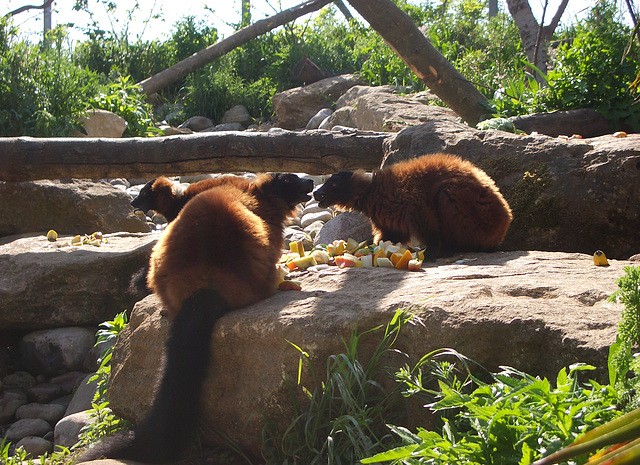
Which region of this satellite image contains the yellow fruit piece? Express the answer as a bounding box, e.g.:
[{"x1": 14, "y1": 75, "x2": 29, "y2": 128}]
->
[
  {"x1": 345, "y1": 237, "x2": 359, "y2": 254},
  {"x1": 390, "y1": 252, "x2": 403, "y2": 266},
  {"x1": 593, "y1": 250, "x2": 609, "y2": 266},
  {"x1": 334, "y1": 240, "x2": 346, "y2": 255},
  {"x1": 310, "y1": 249, "x2": 330, "y2": 265},
  {"x1": 279, "y1": 280, "x2": 302, "y2": 291},
  {"x1": 289, "y1": 240, "x2": 305, "y2": 257},
  {"x1": 408, "y1": 259, "x2": 423, "y2": 271},
  {"x1": 292, "y1": 255, "x2": 317, "y2": 270},
  {"x1": 373, "y1": 249, "x2": 387, "y2": 266},
  {"x1": 395, "y1": 249, "x2": 413, "y2": 269},
  {"x1": 46, "y1": 230, "x2": 58, "y2": 242},
  {"x1": 71, "y1": 235, "x2": 83, "y2": 246},
  {"x1": 613, "y1": 131, "x2": 627, "y2": 138}
]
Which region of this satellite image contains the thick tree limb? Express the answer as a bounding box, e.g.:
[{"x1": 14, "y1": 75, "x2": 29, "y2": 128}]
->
[
  {"x1": 346, "y1": 0, "x2": 488, "y2": 126},
  {"x1": 137, "y1": 0, "x2": 333, "y2": 96},
  {"x1": 0, "y1": 130, "x2": 387, "y2": 182},
  {"x1": 4, "y1": 0, "x2": 54, "y2": 18}
]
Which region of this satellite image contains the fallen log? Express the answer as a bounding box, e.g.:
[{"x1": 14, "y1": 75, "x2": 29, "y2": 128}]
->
[{"x1": 0, "y1": 130, "x2": 387, "y2": 182}]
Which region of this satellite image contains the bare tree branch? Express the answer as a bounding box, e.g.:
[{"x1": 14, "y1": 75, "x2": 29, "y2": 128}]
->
[
  {"x1": 4, "y1": 0, "x2": 54, "y2": 18},
  {"x1": 137, "y1": 0, "x2": 334, "y2": 96}
]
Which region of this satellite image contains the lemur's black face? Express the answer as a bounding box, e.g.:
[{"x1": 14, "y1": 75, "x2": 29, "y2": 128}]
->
[
  {"x1": 130, "y1": 179, "x2": 157, "y2": 213},
  {"x1": 313, "y1": 171, "x2": 354, "y2": 208},
  {"x1": 272, "y1": 173, "x2": 314, "y2": 208}
]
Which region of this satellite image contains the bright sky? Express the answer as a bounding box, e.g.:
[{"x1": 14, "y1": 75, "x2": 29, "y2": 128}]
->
[{"x1": 2, "y1": 0, "x2": 631, "y2": 45}]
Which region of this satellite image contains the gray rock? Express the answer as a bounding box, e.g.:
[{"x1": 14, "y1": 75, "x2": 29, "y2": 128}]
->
[
  {"x1": 178, "y1": 116, "x2": 214, "y2": 131},
  {"x1": 65, "y1": 374, "x2": 99, "y2": 417},
  {"x1": 221, "y1": 105, "x2": 252, "y2": 127},
  {"x1": 107, "y1": 251, "x2": 631, "y2": 457},
  {"x1": 314, "y1": 211, "x2": 373, "y2": 246},
  {"x1": 273, "y1": 74, "x2": 364, "y2": 130},
  {"x1": 0, "y1": 232, "x2": 157, "y2": 330},
  {"x1": 303, "y1": 220, "x2": 325, "y2": 240},
  {"x1": 300, "y1": 210, "x2": 333, "y2": 229},
  {"x1": 20, "y1": 328, "x2": 95, "y2": 376},
  {"x1": 54, "y1": 410, "x2": 93, "y2": 449},
  {"x1": 15, "y1": 436, "x2": 53, "y2": 458},
  {"x1": 3, "y1": 371, "x2": 36, "y2": 390},
  {"x1": 16, "y1": 403, "x2": 66, "y2": 424},
  {"x1": 77, "y1": 109, "x2": 127, "y2": 138},
  {"x1": 306, "y1": 108, "x2": 333, "y2": 130},
  {"x1": 0, "y1": 179, "x2": 150, "y2": 238},
  {"x1": 5, "y1": 418, "x2": 52, "y2": 442},
  {"x1": 0, "y1": 390, "x2": 28, "y2": 423}
]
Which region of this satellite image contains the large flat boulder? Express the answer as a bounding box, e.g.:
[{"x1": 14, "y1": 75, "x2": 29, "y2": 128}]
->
[
  {"x1": 107, "y1": 250, "x2": 633, "y2": 457},
  {"x1": 0, "y1": 232, "x2": 157, "y2": 330},
  {"x1": 0, "y1": 179, "x2": 150, "y2": 238}
]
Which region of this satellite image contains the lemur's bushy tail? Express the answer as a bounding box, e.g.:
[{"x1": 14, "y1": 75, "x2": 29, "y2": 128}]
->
[{"x1": 78, "y1": 289, "x2": 230, "y2": 463}]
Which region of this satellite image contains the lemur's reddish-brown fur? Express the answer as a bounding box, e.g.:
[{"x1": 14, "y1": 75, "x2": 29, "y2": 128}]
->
[
  {"x1": 131, "y1": 175, "x2": 252, "y2": 222},
  {"x1": 79, "y1": 173, "x2": 313, "y2": 464},
  {"x1": 314, "y1": 153, "x2": 512, "y2": 258},
  {"x1": 148, "y1": 173, "x2": 309, "y2": 315}
]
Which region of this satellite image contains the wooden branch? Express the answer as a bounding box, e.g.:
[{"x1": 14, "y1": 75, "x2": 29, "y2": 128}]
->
[
  {"x1": 4, "y1": 0, "x2": 54, "y2": 18},
  {"x1": 346, "y1": 0, "x2": 488, "y2": 126},
  {"x1": 137, "y1": 0, "x2": 334, "y2": 96},
  {"x1": 0, "y1": 130, "x2": 388, "y2": 182}
]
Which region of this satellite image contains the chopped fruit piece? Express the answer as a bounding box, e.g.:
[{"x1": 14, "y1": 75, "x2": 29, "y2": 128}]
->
[
  {"x1": 407, "y1": 259, "x2": 423, "y2": 271},
  {"x1": 292, "y1": 255, "x2": 318, "y2": 269},
  {"x1": 279, "y1": 280, "x2": 302, "y2": 291},
  {"x1": 310, "y1": 249, "x2": 330, "y2": 264},
  {"x1": 360, "y1": 255, "x2": 373, "y2": 267},
  {"x1": 395, "y1": 249, "x2": 413, "y2": 269},
  {"x1": 376, "y1": 257, "x2": 395, "y2": 268},
  {"x1": 373, "y1": 249, "x2": 387, "y2": 266}
]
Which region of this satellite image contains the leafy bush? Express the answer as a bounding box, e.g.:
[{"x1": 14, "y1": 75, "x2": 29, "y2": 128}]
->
[
  {"x1": 90, "y1": 75, "x2": 158, "y2": 137},
  {"x1": 364, "y1": 360, "x2": 619, "y2": 465},
  {"x1": 76, "y1": 311, "x2": 131, "y2": 448},
  {"x1": 608, "y1": 266, "x2": 640, "y2": 410},
  {"x1": 0, "y1": 21, "x2": 101, "y2": 137}
]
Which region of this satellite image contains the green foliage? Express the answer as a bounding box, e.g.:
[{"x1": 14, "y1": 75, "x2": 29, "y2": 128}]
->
[
  {"x1": 0, "y1": 20, "x2": 101, "y2": 137},
  {"x1": 262, "y1": 309, "x2": 412, "y2": 465},
  {"x1": 76, "y1": 311, "x2": 131, "y2": 447},
  {"x1": 0, "y1": 435, "x2": 71, "y2": 464},
  {"x1": 364, "y1": 361, "x2": 619, "y2": 465},
  {"x1": 608, "y1": 267, "x2": 640, "y2": 410},
  {"x1": 90, "y1": 75, "x2": 158, "y2": 136}
]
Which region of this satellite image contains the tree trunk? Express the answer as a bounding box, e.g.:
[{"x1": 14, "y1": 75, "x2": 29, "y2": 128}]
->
[
  {"x1": 137, "y1": 0, "x2": 334, "y2": 96},
  {"x1": 0, "y1": 130, "x2": 387, "y2": 182},
  {"x1": 505, "y1": 0, "x2": 569, "y2": 78},
  {"x1": 346, "y1": 0, "x2": 488, "y2": 126}
]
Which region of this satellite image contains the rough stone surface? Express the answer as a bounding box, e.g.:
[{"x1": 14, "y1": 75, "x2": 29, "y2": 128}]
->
[
  {"x1": 314, "y1": 211, "x2": 373, "y2": 245},
  {"x1": 0, "y1": 390, "x2": 28, "y2": 423},
  {"x1": 0, "y1": 232, "x2": 157, "y2": 330},
  {"x1": 54, "y1": 410, "x2": 93, "y2": 449},
  {"x1": 20, "y1": 328, "x2": 95, "y2": 376},
  {"x1": 77, "y1": 109, "x2": 127, "y2": 138},
  {"x1": 382, "y1": 120, "x2": 640, "y2": 259},
  {"x1": 272, "y1": 74, "x2": 364, "y2": 129},
  {"x1": 5, "y1": 418, "x2": 52, "y2": 442},
  {"x1": 220, "y1": 104, "x2": 252, "y2": 127},
  {"x1": 0, "y1": 179, "x2": 150, "y2": 237},
  {"x1": 15, "y1": 435, "x2": 53, "y2": 458},
  {"x1": 16, "y1": 402, "x2": 66, "y2": 424},
  {"x1": 107, "y1": 251, "x2": 631, "y2": 456},
  {"x1": 326, "y1": 85, "x2": 455, "y2": 131},
  {"x1": 65, "y1": 373, "x2": 99, "y2": 417}
]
